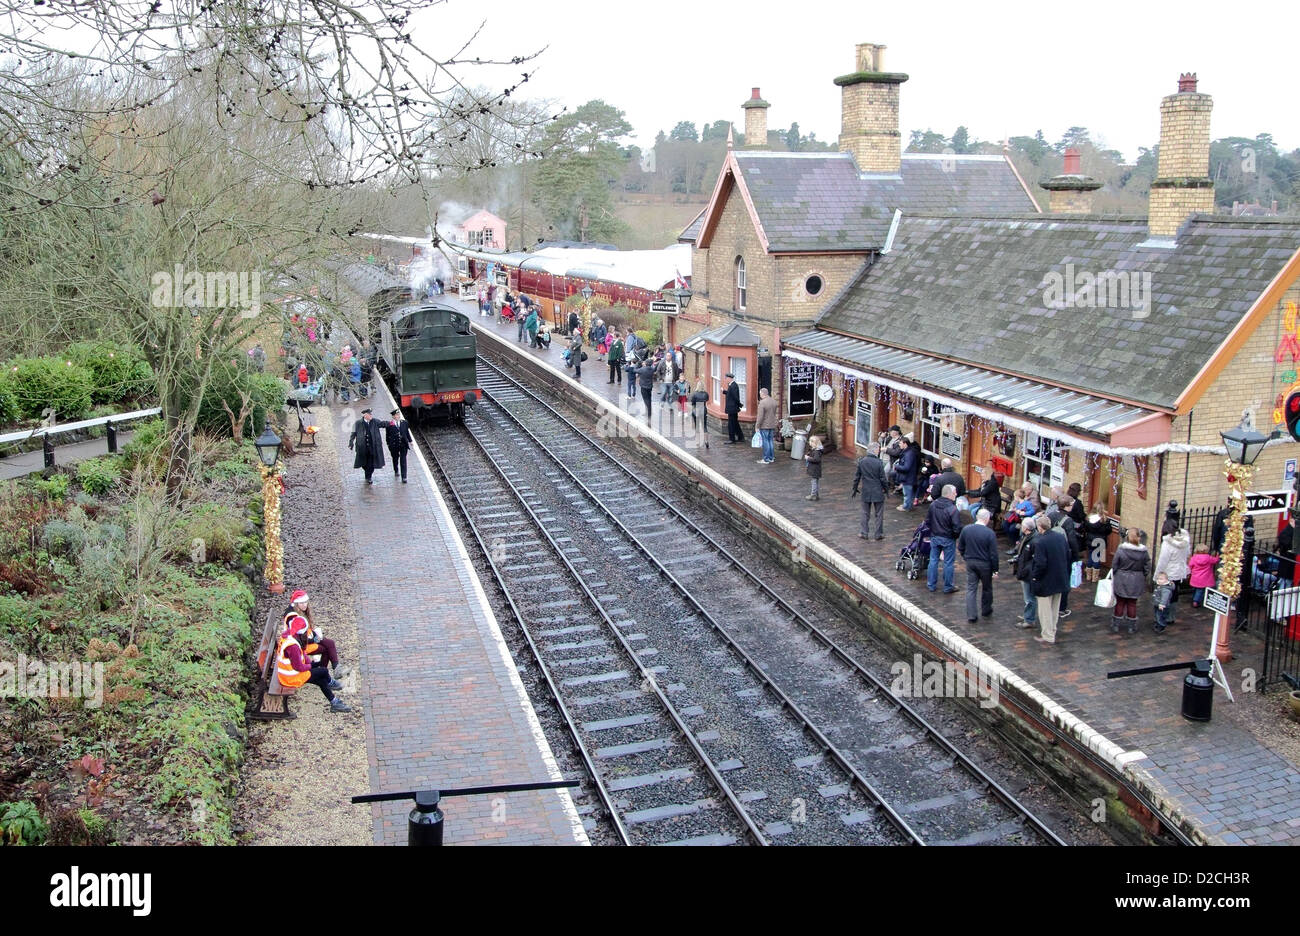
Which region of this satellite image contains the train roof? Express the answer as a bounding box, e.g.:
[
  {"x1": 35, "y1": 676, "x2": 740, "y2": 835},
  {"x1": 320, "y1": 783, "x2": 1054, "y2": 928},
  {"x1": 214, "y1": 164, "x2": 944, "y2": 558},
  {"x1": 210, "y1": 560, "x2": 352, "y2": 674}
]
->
[
  {"x1": 452, "y1": 242, "x2": 693, "y2": 293},
  {"x1": 385, "y1": 300, "x2": 469, "y2": 325},
  {"x1": 339, "y1": 261, "x2": 410, "y2": 300}
]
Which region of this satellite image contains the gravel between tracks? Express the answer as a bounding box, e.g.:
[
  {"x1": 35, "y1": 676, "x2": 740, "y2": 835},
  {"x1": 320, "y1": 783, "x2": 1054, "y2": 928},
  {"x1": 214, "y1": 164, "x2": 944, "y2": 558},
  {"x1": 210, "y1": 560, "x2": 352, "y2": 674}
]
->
[
  {"x1": 233, "y1": 408, "x2": 372, "y2": 846},
  {"x1": 479, "y1": 353, "x2": 1113, "y2": 845}
]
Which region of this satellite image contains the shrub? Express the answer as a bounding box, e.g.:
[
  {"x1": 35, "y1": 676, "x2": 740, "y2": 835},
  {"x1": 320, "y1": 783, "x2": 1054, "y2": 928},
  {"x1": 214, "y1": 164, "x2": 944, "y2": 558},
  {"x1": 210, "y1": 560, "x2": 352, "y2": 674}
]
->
[
  {"x1": 27, "y1": 474, "x2": 70, "y2": 501},
  {"x1": 175, "y1": 503, "x2": 246, "y2": 564},
  {"x1": 76, "y1": 457, "x2": 121, "y2": 497},
  {"x1": 121, "y1": 419, "x2": 167, "y2": 475},
  {"x1": 0, "y1": 801, "x2": 47, "y2": 846},
  {"x1": 197, "y1": 363, "x2": 287, "y2": 440},
  {"x1": 67, "y1": 341, "x2": 154, "y2": 405},
  {"x1": 40, "y1": 518, "x2": 86, "y2": 557},
  {"x1": 0, "y1": 372, "x2": 18, "y2": 426},
  {"x1": 6, "y1": 356, "x2": 95, "y2": 422}
]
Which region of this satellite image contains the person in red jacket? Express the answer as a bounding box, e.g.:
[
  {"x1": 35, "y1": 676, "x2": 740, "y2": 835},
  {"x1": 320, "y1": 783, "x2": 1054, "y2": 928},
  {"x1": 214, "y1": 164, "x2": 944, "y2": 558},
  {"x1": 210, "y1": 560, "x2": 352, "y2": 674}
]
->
[{"x1": 277, "y1": 616, "x2": 350, "y2": 712}]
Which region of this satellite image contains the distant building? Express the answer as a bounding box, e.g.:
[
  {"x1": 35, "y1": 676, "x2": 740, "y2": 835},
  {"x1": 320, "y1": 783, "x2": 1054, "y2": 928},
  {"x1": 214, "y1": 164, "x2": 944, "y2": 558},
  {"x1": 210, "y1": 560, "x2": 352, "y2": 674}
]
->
[{"x1": 454, "y1": 210, "x2": 506, "y2": 249}]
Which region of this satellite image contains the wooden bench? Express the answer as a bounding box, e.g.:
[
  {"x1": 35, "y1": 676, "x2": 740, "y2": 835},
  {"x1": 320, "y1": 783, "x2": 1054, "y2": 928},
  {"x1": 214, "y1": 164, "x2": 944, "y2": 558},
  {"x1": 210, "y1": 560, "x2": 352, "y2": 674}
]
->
[
  {"x1": 249, "y1": 607, "x2": 297, "y2": 720},
  {"x1": 294, "y1": 400, "x2": 317, "y2": 449}
]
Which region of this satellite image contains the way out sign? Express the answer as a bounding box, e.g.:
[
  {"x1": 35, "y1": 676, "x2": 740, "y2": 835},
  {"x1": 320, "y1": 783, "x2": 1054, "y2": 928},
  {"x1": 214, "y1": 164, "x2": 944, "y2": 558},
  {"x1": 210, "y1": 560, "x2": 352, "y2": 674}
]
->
[{"x1": 1245, "y1": 491, "x2": 1289, "y2": 515}]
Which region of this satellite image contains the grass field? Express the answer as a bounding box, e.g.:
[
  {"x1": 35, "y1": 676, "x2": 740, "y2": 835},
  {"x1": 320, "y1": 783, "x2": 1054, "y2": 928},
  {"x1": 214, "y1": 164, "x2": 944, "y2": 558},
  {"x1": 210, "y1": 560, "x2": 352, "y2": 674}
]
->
[{"x1": 614, "y1": 200, "x2": 707, "y2": 249}]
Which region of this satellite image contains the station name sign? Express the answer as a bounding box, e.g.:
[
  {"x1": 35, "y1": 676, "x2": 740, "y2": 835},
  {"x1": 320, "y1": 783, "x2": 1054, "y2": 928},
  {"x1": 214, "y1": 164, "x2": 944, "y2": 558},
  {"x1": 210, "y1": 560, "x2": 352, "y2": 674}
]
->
[{"x1": 649, "y1": 300, "x2": 679, "y2": 315}]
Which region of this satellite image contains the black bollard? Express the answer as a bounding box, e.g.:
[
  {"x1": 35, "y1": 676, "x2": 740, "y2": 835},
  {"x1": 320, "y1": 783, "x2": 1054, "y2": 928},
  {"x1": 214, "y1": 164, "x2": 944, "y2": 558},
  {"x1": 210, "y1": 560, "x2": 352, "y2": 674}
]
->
[
  {"x1": 106, "y1": 420, "x2": 118, "y2": 454},
  {"x1": 42, "y1": 434, "x2": 55, "y2": 468},
  {"x1": 408, "y1": 790, "x2": 444, "y2": 846}
]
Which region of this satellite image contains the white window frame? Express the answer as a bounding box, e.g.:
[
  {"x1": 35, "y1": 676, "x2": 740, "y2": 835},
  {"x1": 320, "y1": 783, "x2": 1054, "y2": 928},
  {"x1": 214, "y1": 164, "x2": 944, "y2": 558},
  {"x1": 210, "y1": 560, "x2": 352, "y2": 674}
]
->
[
  {"x1": 920, "y1": 399, "x2": 963, "y2": 464},
  {"x1": 710, "y1": 352, "x2": 722, "y2": 406},
  {"x1": 1024, "y1": 430, "x2": 1065, "y2": 498},
  {"x1": 729, "y1": 356, "x2": 748, "y2": 414},
  {"x1": 735, "y1": 257, "x2": 746, "y2": 311},
  {"x1": 855, "y1": 387, "x2": 873, "y2": 449}
]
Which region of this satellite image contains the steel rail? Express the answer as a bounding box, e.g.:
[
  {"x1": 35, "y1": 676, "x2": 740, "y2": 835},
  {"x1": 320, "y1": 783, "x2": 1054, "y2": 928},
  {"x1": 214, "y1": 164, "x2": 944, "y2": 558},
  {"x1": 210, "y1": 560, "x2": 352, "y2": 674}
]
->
[
  {"x1": 429, "y1": 418, "x2": 769, "y2": 846},
  {"x1": 418, "y1": 431, "x2": 632, "y2": 846},
  {"x1": 478, "y1": 355, "x2": 1065, "y2": 845},
  {"x1": 471, "y1": 380, "x2": 923, "y2": 845}
]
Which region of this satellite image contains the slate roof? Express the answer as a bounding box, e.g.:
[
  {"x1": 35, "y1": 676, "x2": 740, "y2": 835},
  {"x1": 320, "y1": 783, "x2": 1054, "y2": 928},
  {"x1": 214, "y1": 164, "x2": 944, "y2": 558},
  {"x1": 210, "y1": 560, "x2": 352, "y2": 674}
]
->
[
  {"x1": 807, "y1": 214, "x2": 1300, "y2": 411},
  {"x1": 678, "y1": 208, "x2": 706, "y2": 243},
  {"x1": 729, "y1": 152, "x2": 1038, "y2": 253},
  {"x1": 684, "y1": 322, "x2": 761, "y2": 352}
]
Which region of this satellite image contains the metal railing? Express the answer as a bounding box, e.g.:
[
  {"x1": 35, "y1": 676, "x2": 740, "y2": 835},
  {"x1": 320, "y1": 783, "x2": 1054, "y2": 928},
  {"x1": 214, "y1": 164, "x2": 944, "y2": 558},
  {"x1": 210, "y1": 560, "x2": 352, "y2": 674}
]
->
[{"x1": 0, "y1": 407, "x2": 161, "y2": 466}]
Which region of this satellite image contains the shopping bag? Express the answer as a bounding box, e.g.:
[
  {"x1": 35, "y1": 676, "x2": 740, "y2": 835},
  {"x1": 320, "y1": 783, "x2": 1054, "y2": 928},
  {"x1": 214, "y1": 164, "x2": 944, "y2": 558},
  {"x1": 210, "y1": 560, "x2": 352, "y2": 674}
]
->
[
  {"x1": 1070, "y1": 561, "x2": 1083, "y2": 589},
  {"x1": 751, "y1": 431, "x2": 763, "y2": 449},
  {"x1": 1094, "y1": 569, "x2": 1115, "y2": 608}
]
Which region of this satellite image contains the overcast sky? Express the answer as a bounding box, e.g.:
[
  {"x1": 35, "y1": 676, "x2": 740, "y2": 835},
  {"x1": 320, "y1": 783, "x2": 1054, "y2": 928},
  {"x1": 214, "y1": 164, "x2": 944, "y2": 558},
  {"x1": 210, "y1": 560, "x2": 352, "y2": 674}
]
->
[{"x1": 428, "y1": 0, "x2": 1296, "y2": 162}]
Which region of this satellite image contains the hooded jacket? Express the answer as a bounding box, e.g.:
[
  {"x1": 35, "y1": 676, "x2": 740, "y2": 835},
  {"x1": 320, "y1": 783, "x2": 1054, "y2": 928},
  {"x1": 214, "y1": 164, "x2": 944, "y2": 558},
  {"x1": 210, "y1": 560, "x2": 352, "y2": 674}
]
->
[
  {"x1": 1112, "y1": 542, "x2": 1151, "y2": 600},
  {"x1": 1154, "y1": 529, "x2": 1192, "y2": 583}
]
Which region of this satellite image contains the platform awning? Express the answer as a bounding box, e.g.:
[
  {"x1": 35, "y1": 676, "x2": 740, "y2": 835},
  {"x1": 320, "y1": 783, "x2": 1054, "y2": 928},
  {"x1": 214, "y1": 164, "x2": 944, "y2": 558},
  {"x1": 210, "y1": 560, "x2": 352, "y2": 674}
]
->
[{"x1": 782, "y1": 329, "x2": 1183, "y2": 456}]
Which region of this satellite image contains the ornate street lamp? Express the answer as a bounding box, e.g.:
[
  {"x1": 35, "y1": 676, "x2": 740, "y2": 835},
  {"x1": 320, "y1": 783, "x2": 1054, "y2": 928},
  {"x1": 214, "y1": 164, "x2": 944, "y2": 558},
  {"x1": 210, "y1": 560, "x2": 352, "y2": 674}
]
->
[
  {"x1": 1214, "y1": 417, "x2": 1268, "y2": 661},
  {"x1": 579, "y1": 285, "x2": 594, "y2": 335},
  {"x1": 253, "y1": 419, "x2": 286, "y2": 594}
]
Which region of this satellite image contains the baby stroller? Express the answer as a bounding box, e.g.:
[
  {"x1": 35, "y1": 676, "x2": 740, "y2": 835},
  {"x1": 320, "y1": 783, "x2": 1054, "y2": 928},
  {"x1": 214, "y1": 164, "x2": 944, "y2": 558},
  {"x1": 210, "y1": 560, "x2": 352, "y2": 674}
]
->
[
  {"x1": 498, "y1": 303, "x2": 516, "y2": 323},
  {"x1": 895, "y1": 519, "x2": 932, "y2": 580}
]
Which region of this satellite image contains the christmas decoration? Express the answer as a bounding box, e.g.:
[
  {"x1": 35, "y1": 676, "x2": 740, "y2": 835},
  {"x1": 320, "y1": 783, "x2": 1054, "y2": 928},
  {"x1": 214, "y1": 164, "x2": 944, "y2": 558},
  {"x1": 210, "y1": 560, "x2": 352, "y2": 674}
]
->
[
  {"x1": 1216, "y1": 458, "x2": 1255, "y2": 601},
  {"x1": 261, "y1": 463, "x2": 285, "y2": 593}
]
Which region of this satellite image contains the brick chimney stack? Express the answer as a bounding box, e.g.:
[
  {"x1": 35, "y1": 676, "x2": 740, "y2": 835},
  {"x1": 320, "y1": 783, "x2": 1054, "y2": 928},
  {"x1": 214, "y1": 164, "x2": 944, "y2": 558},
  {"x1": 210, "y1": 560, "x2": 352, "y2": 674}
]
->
[
  {"x1": 741, "y1": 88, "x2": 770, "y2": 148},
  {"x1": 1039, "y1": 147, "x2": 1102, "y2": 214},
  {"x1": 1148, "y1": 73, "x2": 1215, "y2": 238},
  {"x1": 835, "y1": 42, "x2": 909, "y2": 174}
]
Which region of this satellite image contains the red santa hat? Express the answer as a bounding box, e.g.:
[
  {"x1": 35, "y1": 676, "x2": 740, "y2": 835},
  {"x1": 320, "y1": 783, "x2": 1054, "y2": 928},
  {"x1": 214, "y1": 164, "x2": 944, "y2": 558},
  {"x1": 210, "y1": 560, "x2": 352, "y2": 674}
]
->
[
  {"x1": 290, "y1": 589, "x2": 309, "y2": 606},
  {"x1": 284, "y1": 615, "x2": 309, "y2": 638}
]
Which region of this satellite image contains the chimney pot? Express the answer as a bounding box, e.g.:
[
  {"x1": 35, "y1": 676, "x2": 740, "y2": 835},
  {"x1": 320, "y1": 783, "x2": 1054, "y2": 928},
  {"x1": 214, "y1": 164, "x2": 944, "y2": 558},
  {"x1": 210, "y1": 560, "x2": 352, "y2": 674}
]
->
[
  {"x1": 1178, "y1": 72, "x2": 1198, "y2": 93},
  {"x1": 1063, "y1": 148, "x2": 1081, "y2": 175},
  {"x1": 751, "y1": 87, "x2": 760, "y2": 100}
]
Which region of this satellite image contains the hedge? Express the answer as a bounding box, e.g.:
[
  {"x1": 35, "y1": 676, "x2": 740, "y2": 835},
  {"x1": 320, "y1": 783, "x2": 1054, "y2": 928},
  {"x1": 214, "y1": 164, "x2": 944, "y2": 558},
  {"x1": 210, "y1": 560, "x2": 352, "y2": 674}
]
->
[{"x1": 6, "y1": 357, "x2": 94, "y2": 421}]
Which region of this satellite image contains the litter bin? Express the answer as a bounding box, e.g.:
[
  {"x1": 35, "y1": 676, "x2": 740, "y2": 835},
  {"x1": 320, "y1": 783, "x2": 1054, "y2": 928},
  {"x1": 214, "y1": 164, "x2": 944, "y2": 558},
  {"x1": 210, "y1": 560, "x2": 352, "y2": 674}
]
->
[
  {"x1": 1181, "y1": 660, "x2": 1214, "y2": 722},
  {"x1": 790, "y1": 429, "x2": 808, "y2": 461}
]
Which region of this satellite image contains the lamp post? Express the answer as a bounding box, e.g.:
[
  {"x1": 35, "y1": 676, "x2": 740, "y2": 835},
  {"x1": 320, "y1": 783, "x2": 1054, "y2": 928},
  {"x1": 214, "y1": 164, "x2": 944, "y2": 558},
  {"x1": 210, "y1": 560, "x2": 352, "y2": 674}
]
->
[
  {"x1": 579, "y1": 285, "x2": 594, "y2": 336},
  {"x1": 254, "y1": 420, "x2": 285, "y2": 594},
  {"x1": 1215, "y1": 418, "x2": 1269, "y2": 662}
]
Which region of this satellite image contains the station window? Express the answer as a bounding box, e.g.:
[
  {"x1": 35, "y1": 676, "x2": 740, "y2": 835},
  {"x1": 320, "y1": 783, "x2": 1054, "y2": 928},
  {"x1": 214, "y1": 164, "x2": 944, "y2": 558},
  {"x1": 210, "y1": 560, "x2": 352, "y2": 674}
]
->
[
  {"x1": 729, "y1": 357, "x2": 748, "y2": 413},
  {"x1": 1024, "y1": 430, "x2": 1066, "y2": 498},
  {"x1": 805, "y1": 275, "x2": 824, "y2": 297},
  {"x1": 710, "y1": 352, "x2": 722, "y2": 405},
  {"x1": 855, "y1": 389, "x2": 873, "y2": 449},
  {"x1": 920, "y1": 400, "x2": 960, "y2": 463},
  {"x1": 735, "y1": 257, "x2": 746, "y2": 311}
]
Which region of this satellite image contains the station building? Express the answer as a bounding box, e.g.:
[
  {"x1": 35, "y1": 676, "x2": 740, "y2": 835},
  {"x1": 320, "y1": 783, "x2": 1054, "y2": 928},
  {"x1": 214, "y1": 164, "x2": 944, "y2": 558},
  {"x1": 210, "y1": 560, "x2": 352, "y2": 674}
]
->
[{"x1": 677, "y1": 43, "x2": 1300, "y2": 543}]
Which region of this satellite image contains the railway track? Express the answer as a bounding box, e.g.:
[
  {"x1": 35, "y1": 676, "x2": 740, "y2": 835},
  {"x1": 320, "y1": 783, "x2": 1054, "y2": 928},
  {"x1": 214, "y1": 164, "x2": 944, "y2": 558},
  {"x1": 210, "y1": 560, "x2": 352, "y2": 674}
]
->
[
  {"x1": 462, "y1": 356, "x2": 1066, "y2": 846},
  {"x1": 422, "y1": 398, "x2": 916, "y2": 845}
]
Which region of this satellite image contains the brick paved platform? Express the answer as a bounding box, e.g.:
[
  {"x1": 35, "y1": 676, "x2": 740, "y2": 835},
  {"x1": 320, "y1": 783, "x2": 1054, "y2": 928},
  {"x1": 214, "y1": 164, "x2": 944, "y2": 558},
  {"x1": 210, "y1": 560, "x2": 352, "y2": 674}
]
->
[
  {"x1": 470, "y1": 306, "x2": 1300, "y2": 845},
  {"x1": 323, "y1": 354, "x2": 587, "y2": 846}
]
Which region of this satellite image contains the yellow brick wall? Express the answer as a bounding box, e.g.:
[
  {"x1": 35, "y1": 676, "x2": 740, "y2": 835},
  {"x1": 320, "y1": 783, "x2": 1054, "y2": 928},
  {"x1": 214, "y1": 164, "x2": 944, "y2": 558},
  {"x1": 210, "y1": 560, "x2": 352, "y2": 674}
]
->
[
  {"x1": 1047, "y1": 189, "x2": 1096, "y2": 214},
  {"x1": 1148, "y1": 187, "x2": 1215, "y2": 238},
  {"x1": 838, "y1": 81, "x2": 902, "y2": 174},
  {"x1": 1166, "y1": 282, "x2": 1300, "y2": 519},
  {"x1": 1156, "y1": 93, "x2": 1213, "y2": 179},
  {"x1": 744, "y1": 108, "x2": 767, "y2": 148}
]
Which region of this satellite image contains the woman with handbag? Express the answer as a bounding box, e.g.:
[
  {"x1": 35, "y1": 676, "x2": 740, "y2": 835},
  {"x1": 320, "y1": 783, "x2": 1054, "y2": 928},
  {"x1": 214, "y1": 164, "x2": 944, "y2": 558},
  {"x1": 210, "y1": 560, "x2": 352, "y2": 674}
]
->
[{"x1": 1110, "y1": 528, "x2": 1151, "y2": 635}]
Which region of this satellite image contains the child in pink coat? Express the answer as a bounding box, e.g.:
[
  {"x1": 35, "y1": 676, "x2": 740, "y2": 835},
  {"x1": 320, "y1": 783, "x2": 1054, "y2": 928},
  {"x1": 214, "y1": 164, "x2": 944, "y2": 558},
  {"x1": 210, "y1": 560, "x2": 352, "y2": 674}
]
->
[{"x1": 1187, "y1": 543, "x2": 1219, "y2": 607}]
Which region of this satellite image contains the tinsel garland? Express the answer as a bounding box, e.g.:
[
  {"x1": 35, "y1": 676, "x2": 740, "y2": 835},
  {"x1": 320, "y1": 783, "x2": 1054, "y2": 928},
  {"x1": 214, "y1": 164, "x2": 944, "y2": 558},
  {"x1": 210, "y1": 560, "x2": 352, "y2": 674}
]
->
[
  {"x1": 1216, "y1": 459, "x2": 1254, "y2": 600},
  {"x1": 261, "y1": 464, "x2": 285, "y2": 589}
]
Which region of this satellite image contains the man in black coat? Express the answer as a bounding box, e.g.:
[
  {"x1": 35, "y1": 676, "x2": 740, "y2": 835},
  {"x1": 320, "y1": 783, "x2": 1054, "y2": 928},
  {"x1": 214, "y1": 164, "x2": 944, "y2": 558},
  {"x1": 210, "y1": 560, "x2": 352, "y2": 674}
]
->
[
  {"x1": 957, "y1": 508, "x2": 999, "y2": 622},
  {"x1": 349, "y1": 408, "x2": 386, "y2": 485},
  {"x1": 851, "y1": 442, "x2": 887, "y2": 540},
  {"x1": 928, "y1": 458, "x2": 966, "y2": 501},
  {"x1": 926, "y1": 484, "x2": 963, "y2": 593},
  {"x1": 385, "y1": 407, "x2": 412, "y2": 483},
  {"x1": 723, "y1": 373, "x2": 742, "y2": 443},
  {"x1": 1030, "y1": 513, "x2": 1071, "y2": 644}
]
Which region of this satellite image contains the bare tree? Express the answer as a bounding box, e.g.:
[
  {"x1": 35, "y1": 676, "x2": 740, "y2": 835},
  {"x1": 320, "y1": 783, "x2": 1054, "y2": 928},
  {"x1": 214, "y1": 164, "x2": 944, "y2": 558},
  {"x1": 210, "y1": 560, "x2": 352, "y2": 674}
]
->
[{"x1": 0, "y1": 1, "x2": 546, "y2": 493}]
